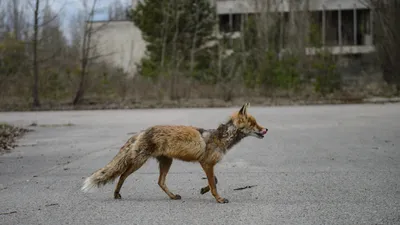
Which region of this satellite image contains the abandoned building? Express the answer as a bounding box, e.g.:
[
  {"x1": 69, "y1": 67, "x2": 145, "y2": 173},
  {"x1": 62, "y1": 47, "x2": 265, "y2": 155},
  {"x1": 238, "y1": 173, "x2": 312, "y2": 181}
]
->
[
  {"x1": 91, "y1": 0, "x2": 375, "y2": 76},
  {"x1": 217, "y1": 0, "x2": 374, "y2": 56}
]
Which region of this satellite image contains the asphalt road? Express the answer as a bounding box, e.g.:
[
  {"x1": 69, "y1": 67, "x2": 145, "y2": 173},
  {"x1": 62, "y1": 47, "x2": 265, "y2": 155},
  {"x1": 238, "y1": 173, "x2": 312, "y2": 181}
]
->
[{"x1": 1, "y1": 104, "x2": 399, "y2": 225}]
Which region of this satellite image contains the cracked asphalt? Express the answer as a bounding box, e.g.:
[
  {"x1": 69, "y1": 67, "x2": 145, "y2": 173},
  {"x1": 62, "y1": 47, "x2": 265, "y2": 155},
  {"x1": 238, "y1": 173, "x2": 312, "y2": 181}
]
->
[{"x1": 1, "y1": 104, "x2": 399, "y2": 225}]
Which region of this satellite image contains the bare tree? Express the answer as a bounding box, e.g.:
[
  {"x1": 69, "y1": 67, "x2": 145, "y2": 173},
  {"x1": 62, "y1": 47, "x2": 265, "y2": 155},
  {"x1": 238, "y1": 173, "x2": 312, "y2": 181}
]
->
[
  {"x1": 2, "y1": 0, "x2": 27, "y2": 40},
  {"x1": 1, "y1": 0, "x2": 132, "y2": 108},
  {"x1": 364, "y1": 0, "x2": 400, "y2": 92},
  {"x1": 11, "y1": 0, "x2": 20, "y2": 40},
  {"x1": 160, "y1": 0, "x2": 173, "y2": 69},
  {"x1": 0, "y1": 2, "x2": 7, "y2": 38},
  {"x1": 0, "y1": 0, "x2": 29, "y2": 99},
  {"x1": 32, "y1": 0, "x2": 40, "y2": 107},
  {"x1": 72, "y1": 0, "x2": 97, "y2": 105},
  {"x1": 108, "y1": 0, "x2": 127, "y2": 20},
  {"x1": 189, "y1": 3, "x2": 201, "y2": 72},
  {"x1": 73, "y1": 0, "x2": 110, "y2": 105},
  {"x1": 40, "y1": 1, "x2": 67, "y2": 62}
]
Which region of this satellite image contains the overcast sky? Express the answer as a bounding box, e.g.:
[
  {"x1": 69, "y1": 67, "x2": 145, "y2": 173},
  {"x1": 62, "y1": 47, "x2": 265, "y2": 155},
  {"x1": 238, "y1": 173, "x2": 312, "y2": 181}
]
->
[
  {"x1": 51, "y1": 0, "x2": 131, "y2": 20},
  {"x1": 49, "y1": 0, "x2": 131, "y2": 41}
]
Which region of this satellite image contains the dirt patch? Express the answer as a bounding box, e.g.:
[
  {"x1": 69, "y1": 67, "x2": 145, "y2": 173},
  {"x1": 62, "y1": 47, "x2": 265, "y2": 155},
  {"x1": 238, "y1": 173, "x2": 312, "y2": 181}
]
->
[{"x1": 0, "y1": 123, "x2": 32, "y2": 154}]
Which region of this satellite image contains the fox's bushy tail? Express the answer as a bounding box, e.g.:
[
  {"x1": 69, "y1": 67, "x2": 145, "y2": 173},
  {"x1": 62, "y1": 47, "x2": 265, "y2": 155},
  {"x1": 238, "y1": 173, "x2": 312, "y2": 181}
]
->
[{"x1": 81, "y1": 143, "x2": 137, "y2": 193}]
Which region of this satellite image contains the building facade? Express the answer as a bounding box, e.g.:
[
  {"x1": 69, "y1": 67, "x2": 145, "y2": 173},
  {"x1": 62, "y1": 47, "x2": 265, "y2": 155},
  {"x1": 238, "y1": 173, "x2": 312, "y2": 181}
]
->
[
  {"x1": 216, "y1": 0, "x2": 374, "y2": 55},
  {"x1": 90, "y1": 20, "x2": 146, "y2": 77},
  {"x1": 91, "y1": 0, "x2": 375, "y2": 76}
]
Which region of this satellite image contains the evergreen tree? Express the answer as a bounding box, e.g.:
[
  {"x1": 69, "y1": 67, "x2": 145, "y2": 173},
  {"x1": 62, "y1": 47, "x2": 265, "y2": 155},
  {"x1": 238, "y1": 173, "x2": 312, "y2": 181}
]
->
[{"x1": 129, "y1": 0, "x2": 217, "y2": 78}]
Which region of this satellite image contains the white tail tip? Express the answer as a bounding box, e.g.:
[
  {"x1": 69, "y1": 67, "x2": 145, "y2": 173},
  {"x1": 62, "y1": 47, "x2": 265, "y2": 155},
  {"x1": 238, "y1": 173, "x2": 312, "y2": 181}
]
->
[{"x1": 81, "y1": 176, "x2": 96, "y2": 193}]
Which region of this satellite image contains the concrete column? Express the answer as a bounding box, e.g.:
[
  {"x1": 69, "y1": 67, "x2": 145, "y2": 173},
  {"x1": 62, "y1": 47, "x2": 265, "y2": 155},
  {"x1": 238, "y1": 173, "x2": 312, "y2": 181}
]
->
[
  {"x1": 229, "y1": 8, "x2": 233, "y2": 32},
  {"x1": 229, "y1": 8, "x2": 233, "y2": 46},
  {"x1": 213, "y1": 0, "x2": 220, "y2": 38},
  {"x1": 338, "y1": 4, "x2": 342, "y2": 46},
  {"x1": 280, "y1": 10, "x2": 284, "y2": 50},
  {"x1": 322, "y1": 4, "x2": 326, "y2": 46},
  {"x1": 370, "y1": 7, "x2": 373, "y2": 45},
  {"x1": 354, "y1": 4, "x2": 357, "y2": 45},
  {"x1": 240, "y1": 10, "x2": 244, "y2": 34}
]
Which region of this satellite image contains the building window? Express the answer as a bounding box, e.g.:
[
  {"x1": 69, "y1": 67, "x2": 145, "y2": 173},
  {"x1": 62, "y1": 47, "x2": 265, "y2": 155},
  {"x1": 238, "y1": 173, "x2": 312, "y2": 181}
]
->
[{"x1": 219, "y1": 13, "x2": 242, "y2": 32}]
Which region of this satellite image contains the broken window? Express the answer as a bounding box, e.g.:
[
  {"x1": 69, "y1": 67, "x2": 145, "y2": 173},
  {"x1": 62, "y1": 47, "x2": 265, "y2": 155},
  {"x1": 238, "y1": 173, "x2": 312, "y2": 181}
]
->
[{"x1": 219, "y1": 13, "x2": 242, "y2": 33}]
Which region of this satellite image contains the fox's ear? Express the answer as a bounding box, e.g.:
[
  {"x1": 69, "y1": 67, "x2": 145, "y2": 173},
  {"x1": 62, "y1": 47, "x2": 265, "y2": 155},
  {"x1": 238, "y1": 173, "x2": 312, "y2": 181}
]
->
[{"x1": 239, "y1": 102, "x2": 250, "y2": 115}]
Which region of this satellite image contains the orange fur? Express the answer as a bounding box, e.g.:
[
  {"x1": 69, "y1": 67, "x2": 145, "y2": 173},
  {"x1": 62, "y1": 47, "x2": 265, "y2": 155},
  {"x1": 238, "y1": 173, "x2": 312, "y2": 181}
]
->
[{"x1": 81, "y1": 103, "x2": 268, "y2": 204}]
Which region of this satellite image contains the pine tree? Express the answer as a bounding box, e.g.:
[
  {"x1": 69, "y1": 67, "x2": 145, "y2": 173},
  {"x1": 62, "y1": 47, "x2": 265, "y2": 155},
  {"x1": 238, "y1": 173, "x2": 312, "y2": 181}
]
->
[{"x1": 129, "y1": 0, "x2": 217, "y2": 78}]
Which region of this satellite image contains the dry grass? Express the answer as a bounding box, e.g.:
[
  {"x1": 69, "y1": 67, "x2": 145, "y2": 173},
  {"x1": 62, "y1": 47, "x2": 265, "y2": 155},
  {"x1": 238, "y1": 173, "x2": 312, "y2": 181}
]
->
[{"x1": 0, "y1": 71, "x2": 398, "y2": 112}]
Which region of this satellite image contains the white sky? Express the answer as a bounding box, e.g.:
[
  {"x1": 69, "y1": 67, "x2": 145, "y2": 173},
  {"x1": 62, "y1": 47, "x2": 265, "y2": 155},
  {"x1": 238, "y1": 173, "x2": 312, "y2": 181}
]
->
[{"x1": 49, "y1": 0, "x2": 131, "y2": 41}]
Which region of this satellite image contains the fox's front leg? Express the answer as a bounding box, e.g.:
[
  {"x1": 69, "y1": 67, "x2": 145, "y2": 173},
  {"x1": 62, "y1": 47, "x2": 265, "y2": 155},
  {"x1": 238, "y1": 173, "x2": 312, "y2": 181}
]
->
[
  {"x1": 200, "y1": 176, "x2": 218, "y2": 195},
  {"x1": 200, "y1": 163, "x2": 228, "y2": 204}
]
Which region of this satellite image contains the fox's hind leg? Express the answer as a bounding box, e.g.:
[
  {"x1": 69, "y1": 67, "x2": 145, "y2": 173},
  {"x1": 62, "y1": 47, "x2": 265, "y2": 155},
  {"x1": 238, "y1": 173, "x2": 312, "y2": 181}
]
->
[
  {"x1": 200, "y1": 176, "x2": 218, "y2": 195},
  {"x1": 114, "y1": 154, "x2": 149, "y2": 199},
  {"x1": 157, "y1": 156, "x2": 181, "y2": 200}
]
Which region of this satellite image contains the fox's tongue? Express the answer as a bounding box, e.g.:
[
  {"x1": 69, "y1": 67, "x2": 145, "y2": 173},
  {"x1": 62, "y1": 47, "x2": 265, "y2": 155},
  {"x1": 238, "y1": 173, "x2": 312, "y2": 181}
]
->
[{"x1": 261, "y1": 129, "x2": 267, "y2": 135}]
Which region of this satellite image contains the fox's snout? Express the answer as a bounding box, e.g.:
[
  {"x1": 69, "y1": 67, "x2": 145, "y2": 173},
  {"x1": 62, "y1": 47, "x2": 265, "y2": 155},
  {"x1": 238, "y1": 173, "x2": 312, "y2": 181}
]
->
[{"x1": 260, "y1": 128, "x2": 268, "y2": 135}]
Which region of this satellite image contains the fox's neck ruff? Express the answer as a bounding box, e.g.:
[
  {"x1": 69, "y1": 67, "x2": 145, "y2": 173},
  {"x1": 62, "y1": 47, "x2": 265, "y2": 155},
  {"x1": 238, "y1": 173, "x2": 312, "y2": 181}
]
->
[{"x1": 210, "y1": 119, "x2": 246, "y2": 153}]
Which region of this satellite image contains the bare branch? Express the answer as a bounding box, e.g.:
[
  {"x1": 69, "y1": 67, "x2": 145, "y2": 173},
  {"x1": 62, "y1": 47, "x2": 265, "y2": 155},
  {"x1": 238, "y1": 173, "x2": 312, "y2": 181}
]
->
[{"x1": 32, "y1": 0, "x2": 41, "y2": 107}]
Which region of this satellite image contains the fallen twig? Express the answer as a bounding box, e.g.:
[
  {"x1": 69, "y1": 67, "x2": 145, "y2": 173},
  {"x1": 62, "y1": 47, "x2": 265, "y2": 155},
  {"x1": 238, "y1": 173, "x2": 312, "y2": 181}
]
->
[
  {"x1": 233, "y1": 185, "x2": 257, "y2": 191},
  {"x1": 0, "y1": 211, "x2": 17, "y2": 215},
  {"x1": 45, "y1": 203, "x2": 59, "y2": 207}
]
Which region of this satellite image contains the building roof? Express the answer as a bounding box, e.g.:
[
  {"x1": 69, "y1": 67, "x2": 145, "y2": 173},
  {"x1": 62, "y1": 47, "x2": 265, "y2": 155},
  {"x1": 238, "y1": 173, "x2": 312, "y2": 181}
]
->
[{"x1": 216, "y1": 0, "x2": 370, "y2": 14}]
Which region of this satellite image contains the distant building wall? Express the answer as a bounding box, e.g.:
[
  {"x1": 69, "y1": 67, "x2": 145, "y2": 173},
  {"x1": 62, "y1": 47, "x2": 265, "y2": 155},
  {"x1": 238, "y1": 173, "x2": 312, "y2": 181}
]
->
[
  {"x1": 216, "y1": 0, "x2": 374, "y2": 56},
  {"x1": 90, "y1": 0, "x2": 375, "y2": 76},
  {"x1": 90, "y1": 20, "x2": 146, "y2": 77},
  {"x1": 216, "y1": 0, "x2": 368, "y2": 14}
]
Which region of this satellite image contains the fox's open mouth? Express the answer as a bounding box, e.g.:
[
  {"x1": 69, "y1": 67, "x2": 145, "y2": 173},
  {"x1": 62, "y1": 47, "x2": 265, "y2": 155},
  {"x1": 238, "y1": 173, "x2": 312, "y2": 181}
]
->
[
  {"x1": 255, "y1": 129, "x2": 268, "y2": 139},
  {"x1": 255, "y1": 133, "x2": 264, "y2": 138}
]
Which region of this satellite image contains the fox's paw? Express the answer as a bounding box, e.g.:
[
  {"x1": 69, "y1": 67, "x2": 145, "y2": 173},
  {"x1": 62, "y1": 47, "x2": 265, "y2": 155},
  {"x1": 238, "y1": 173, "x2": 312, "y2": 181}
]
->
[
  {"x1": 114, "y1": 192, "x2": 122, "y2": 199},
  {"x1": 171, "y1": 194, "x2": 181, "y2": 200},
  {"x1": 200, "y1": 187, "x2": 210, "y2": 195},
  {"x1": 217, "y1": 198, "x2": 229, "y2": 204}
]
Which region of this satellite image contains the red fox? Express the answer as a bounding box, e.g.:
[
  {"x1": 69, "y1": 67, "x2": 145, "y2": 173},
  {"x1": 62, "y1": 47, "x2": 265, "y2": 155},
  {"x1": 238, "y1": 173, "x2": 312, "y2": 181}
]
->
[{"x1": 81, "y1": 103, "x2": 268, "y2": 203}]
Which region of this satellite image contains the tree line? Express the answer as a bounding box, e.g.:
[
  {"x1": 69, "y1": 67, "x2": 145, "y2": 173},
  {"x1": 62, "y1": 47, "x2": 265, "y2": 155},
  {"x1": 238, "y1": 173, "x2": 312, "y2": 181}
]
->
[{"x1": 0, "y1": 0, "x2": 399, "y2": 109}]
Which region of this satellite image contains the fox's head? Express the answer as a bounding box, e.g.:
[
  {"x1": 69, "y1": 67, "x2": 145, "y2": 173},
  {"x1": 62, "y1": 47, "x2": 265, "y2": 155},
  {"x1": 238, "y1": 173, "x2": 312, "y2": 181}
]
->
[{"x1": 230, "y1": 103, "x2": 268, "y2": 139}]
